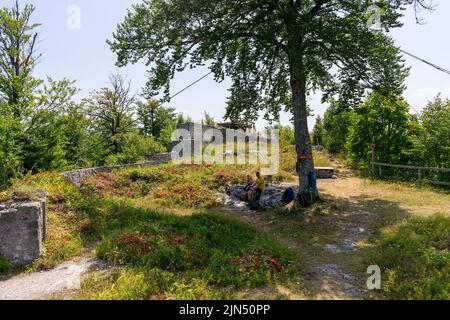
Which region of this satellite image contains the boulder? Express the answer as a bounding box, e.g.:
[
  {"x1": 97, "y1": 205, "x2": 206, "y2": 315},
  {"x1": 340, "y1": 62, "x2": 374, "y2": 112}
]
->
[
  {"x1": 259, "y1": 186, "x2": 285, "y2": 209},
  {"x1": 226, "y1": 184, "x2": 297, "y2": 210},
  {"x1": 229, "y1": 184, "x2": 249, "y2": 202},
  {"x1": 315, "y1": 167, "x2": 336, "y2": 179}
]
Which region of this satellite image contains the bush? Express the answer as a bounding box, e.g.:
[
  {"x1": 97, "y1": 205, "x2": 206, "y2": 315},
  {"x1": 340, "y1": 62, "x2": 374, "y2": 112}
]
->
[
  {"x1": 0, "y1": 256, "x2": 12, "y2": 272},
  {"x1": 346, "y1": 92, "x2": 416, "y2": 169},
  {"x1": 81, "y1": 207, "x2": 299, "y2": 299},
  {"x1": 105, "y1": 133, "x2": 165, "y2": 165},
  {"x1": 322, "y1": 102, "x2": 352, "y2": 155}
]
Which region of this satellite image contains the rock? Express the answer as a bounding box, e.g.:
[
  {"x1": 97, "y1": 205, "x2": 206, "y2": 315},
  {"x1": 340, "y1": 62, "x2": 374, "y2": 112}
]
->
[
  {"x1": 218, "y1": 192, "x2": 251, "y2": 212},
  {"x1": 229, "y1": 184, "x2": 249, "y2": 202},
  {"x1": 315, "y1": 264, "x2": 356, "y2": 282},
  {"x1": 226, "y1": 184, "x2": 298, "y2": 210},
  {"x1": 325, "y1": 239, "x2": 358, "y2": 253},
  {"x1": 35, "y1": 189, "x2": 48, "y2": 199},
  {"x1": 315, "y1": 167, "x2": 336, "y2": 179},
  {"x1": 258, "y1": 186, "x2": 285, "y2": 209},
  {"x1": 349, "y1": 227, "x2": 366, "y2": 236}
]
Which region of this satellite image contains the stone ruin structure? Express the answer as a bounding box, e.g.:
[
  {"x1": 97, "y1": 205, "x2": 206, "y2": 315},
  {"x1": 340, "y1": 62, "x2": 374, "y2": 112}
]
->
[
  {"x1": 0, "y1": 202, "x2": 46, "y2": 265},
  {"x1": 62, "y1": 152, "x2": 172, "y2": 186},
  {"x1": 168, "y1": 122, "x2": 270, "y2": 157}
]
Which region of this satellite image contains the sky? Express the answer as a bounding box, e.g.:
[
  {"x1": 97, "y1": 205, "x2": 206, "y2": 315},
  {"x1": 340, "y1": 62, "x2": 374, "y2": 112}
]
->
[{"x1": 2, "y1": 0, "x2": 450, "y2": 130}]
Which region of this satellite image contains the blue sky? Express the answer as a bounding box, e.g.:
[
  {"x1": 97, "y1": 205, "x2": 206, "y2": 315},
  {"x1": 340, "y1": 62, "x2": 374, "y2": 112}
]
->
[{"x1": 3, "y1": 0, "x2": 450, "y2": 130}]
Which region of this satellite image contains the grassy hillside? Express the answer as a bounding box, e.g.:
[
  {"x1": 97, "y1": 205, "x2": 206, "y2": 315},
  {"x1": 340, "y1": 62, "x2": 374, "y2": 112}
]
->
[
  {"x1": 1, "y1": 150, "x2": 448, "y2": 300},
  {"x1": 0, "y1": 163, "x2": 302, "y2": 299}
]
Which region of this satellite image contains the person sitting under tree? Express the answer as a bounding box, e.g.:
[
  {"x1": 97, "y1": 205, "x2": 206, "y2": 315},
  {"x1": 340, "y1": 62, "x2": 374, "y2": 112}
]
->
[
  {"x1": 247, "y1": 172, "x2": 265, "y2": 209},
  {"x1": 255, "y1": 172, "x2": 266, "y2": 197}
]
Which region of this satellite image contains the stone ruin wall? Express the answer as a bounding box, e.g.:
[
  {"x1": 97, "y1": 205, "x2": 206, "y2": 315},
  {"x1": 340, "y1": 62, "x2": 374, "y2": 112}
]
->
[
  {"x1": 0, "y1": 202, "x2": 46, "y2": 266},
  {"x1": 62, "y1": 152, "x2": 172, "y2": 186}
]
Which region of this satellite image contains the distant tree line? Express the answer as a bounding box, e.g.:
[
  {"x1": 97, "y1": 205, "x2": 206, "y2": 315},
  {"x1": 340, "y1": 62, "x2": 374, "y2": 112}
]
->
[
  {"x1": 0, "y1": 2, "x2": 194, "y2": 189},
  {"x1": 312, "y1": 91, "x2": 450, "y2": 181}
]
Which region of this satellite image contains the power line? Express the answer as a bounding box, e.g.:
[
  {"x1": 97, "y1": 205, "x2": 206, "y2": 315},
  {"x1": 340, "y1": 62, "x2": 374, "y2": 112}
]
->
[
  {"x1": 400, "y1": 49, "x2": 450, "y2": 76},
  {"x1": 409, "y1": 105, "x2": 422, "y2": 116},
  {"x1": 398, "y1": 49, "x2": 445, "y2": 141},
  {"x1": 398, "y1": 49, "x2": 450, "y2": 116},
  {"x1": 167, "y1": 71, "x2": 213, "y2": 101},
  {"x1": 165, "y1": 51, "x2": 446, "y2": 118},
  {"x1": 166, "y1": 50, "x2": 449, "y2": 102}
]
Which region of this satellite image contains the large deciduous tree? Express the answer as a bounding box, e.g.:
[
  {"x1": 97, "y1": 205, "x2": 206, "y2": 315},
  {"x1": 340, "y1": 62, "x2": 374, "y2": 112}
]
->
[
  {"x1": 321, "y1": 102, "x2": 352, "y2": 155},
  {"x1": 83, "y1": 74, "x2": 137, "y2": 156},
  {"x1": 109, "y1": 0, "x2": 432, "y2": 205},
  {"x1": 346, "y1": 91, "x2": 416, "y2": 168},
  {"x1": 413, "y1": 95, "x2": 450, "y2": 169},
  {"x1": 0, "y1": 1, "x2": 41, "y2": 117}
]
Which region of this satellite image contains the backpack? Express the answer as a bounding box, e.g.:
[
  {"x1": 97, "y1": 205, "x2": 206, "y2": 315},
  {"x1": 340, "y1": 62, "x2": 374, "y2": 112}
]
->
[{"x1": 281, "y1": 187, "x2": 296, "y2": 205}]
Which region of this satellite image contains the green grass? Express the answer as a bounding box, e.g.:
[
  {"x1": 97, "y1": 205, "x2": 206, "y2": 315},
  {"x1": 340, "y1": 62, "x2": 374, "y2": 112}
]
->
[
  {"x1": 6, "y1": 149, "x2": 448, "y2": 300},
  {"x1": 82, "y1": 161, "x2": 299, "y2": 210},
  {"x1": 0, "y1": 256, "x2": 12, "y2": 272},
  {"x1": 0, "y1": 166, "x2": 300, "y2": 299},
  {"x1": 78, "y1": 207, "x2": 299, "y2": 299},
  {"x1": 2, "y1": 152, "x2": 448, "y2": 301},
  {"x1": 82, "y1": 163, "x2": 245, "y2": 207},
  {"x1": 77, "y1": 164, "x2": 300, "y2": 299},
  {"x1": 365, "y1": 214, "x2": 450, "y2": 300},
  {"x1": 0, "y1": 162, "x2": 298, "y2": 274}
]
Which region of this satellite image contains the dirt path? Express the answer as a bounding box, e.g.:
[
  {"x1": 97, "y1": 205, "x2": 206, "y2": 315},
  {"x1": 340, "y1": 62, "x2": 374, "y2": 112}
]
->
[
  {"x1": 231, "y1": 170, "x2": 449, "y2": 300},
  {"x1": 0, "y1": 258, "x2": 104, "y2": 300},
  {"x1": 300, "y1": 194, "x2": 370, "y2": 300},
  {"x1": 227, "y1": 174, "x2": 421, "y2": 300}
]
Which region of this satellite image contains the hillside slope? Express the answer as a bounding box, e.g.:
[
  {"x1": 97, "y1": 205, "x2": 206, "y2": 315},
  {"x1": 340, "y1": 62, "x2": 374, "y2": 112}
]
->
[{"x1": 0, "y1": 163, "x2": 448, "y2": 300}]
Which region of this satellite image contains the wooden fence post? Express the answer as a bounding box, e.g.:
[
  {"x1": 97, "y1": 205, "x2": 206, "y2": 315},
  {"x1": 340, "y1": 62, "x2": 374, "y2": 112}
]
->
[
  {"x1": 370, "y1": 143, "x2": 376, "y2": 176},
  {"x1": 370, "y1": 162, "x2": 450, "y2": 186}
]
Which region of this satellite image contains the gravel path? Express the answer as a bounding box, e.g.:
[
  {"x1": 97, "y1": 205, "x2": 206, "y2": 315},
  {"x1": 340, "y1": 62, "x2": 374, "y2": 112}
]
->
[{"x1": 0, "y1": 258, "x2": 103, "y2": 300}]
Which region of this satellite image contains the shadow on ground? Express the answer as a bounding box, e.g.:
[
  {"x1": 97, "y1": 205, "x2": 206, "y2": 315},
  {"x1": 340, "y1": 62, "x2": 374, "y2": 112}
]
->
[{"x1": 225, "y1": 191, "x2": 415, "y2": 299}]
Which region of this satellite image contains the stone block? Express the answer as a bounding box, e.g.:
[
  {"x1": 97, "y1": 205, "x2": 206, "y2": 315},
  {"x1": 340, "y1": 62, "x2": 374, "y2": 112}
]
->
[
  {"x1": 315, "y1": 167, "x2": 336, "y2": 179},
  {"x1": 0, "y1": 202, "x2": 45, "y2": 265}
]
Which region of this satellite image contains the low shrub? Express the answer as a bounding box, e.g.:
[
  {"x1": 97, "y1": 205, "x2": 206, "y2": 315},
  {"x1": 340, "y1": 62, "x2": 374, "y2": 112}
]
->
[{"x1": 0, "y1": 256, "x2": 12, "y2": 273}]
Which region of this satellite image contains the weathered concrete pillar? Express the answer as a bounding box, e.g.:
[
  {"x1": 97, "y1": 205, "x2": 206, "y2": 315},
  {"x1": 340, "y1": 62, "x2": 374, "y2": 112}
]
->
[{"x1": 0, "y1": 202, "x2": 45, "y2": 265}]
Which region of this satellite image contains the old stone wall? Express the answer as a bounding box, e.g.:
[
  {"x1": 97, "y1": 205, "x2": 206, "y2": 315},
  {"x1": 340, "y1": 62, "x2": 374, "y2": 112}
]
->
[
  {"x1": 168, "y1": 123, "x2": 268, "y2": 153},
  {"x1": 62, "y1": 153, "x2": 172, "y2": 186},
  {"x1": 176, "y1": 123, "x2": 217, "y2": 142},
  {"x1": 0, "y1": 202, "x2": 45, "y2": 265}
]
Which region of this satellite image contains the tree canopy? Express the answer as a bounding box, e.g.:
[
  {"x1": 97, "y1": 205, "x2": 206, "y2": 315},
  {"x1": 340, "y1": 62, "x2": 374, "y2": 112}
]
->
[
  {"x1": 109, "y1": 0, "x2": 430, "y2": 114},
  {"x1": 0, "y1": 1, "x2": 171, "y2": 188},
  {"x1": 346, "y1": 91, "x2": 416, "y2": 167}
]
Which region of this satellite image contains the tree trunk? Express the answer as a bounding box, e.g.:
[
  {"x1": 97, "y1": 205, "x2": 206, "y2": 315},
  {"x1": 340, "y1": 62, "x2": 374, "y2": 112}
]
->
[{"x1": 290, "y1": 70, "x2": 319, "y2": 207}]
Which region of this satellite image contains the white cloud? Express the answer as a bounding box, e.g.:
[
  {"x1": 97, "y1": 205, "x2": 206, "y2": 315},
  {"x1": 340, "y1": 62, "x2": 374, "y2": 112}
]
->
[{"x1": 405, "y1": 87, "x2": 450, "y2": 113}]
